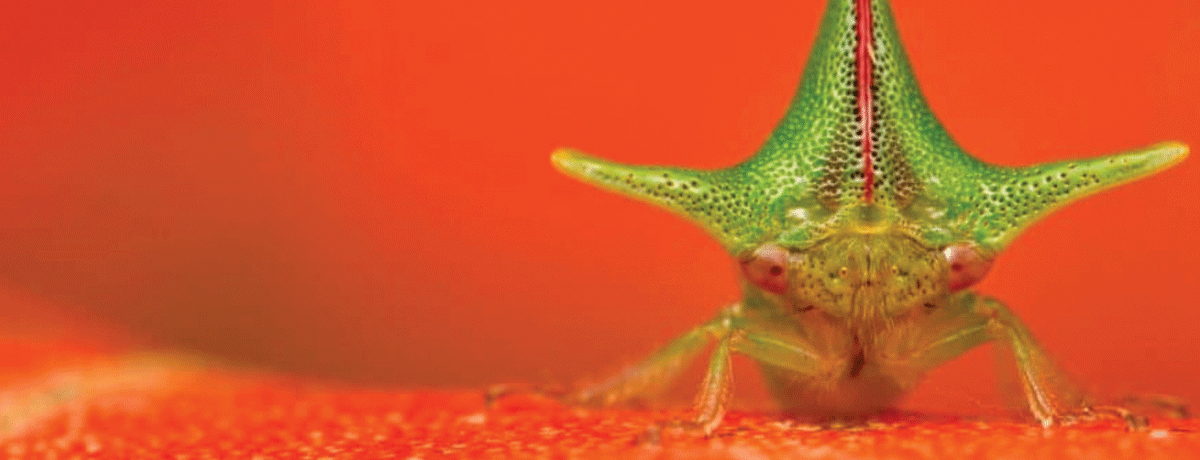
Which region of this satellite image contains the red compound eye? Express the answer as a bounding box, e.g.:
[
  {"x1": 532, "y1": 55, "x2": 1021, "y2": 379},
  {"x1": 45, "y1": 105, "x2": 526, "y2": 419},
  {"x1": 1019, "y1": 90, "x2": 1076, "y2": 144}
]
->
[
  {"x1": 740, "y1": 244, "x2": 789, "y2": 294},
  {"x1": 943, "y1": 244, "x2": 994, "y2": 291}
]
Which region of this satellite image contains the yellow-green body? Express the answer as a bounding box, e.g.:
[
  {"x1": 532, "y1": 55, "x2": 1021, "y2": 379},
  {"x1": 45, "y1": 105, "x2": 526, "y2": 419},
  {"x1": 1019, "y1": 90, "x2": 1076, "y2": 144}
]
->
[{"x1": 552, "y1": 0, "x2": 1186, "y2": 433}]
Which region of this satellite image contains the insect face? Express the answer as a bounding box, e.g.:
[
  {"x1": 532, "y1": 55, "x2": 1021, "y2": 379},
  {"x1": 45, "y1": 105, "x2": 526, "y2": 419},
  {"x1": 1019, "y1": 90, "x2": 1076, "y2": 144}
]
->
[{"x1": 741, "y1": 235, "x2": 950, "y2": 320}]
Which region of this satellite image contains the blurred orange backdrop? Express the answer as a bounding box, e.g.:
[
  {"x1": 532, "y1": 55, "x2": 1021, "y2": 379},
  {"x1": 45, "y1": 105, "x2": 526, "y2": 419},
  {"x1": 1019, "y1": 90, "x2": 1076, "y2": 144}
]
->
[{"x1": 2, "y1": 0, "x2": 1198, "y2": 413}]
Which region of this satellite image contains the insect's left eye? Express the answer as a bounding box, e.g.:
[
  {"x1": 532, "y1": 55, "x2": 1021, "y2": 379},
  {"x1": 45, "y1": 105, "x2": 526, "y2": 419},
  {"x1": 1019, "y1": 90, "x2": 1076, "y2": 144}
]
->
[
  {"x1": 740, "y1": 244, "x2": 789, "y2": 294},
  {"x1": 942, "y1": 244, "x2": 994, "y2": 291}
]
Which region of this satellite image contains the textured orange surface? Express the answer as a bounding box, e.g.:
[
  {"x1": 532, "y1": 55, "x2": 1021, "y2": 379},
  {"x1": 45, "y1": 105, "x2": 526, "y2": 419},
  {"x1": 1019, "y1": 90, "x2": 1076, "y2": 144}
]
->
[
  {"x1": 0, "y1": 292, "x2": 1195, "y2": 460},
  {"x1": 2, "y1": 355, "x2": 1198, "y2": 459}
]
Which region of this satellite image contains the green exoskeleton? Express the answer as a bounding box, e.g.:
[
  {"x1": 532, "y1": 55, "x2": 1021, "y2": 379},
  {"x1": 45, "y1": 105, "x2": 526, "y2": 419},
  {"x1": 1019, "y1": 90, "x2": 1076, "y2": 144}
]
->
[{"x1": 551, "y1": 0, "x2": 1187, "y2": 433}]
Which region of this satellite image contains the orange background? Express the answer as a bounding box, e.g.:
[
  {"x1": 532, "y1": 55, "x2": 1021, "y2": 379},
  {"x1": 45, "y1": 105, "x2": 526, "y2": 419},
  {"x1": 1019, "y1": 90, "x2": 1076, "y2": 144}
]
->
[{"x1": 1, "y1": 0, "x2": 1198, "y2": 413}]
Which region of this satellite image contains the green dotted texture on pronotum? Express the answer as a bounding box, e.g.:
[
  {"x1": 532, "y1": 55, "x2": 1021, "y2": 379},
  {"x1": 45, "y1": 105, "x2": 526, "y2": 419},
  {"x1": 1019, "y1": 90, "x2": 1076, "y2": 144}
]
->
[
  {"x1": 550, "y1": 152, "x2": 780, "y2": 247},
  {"x1": 959, "y1": 146, "x2": 1187, "y2": 248},
  {"x1": 551, "y1": 0, "x2": 1187, "y2": 256}
]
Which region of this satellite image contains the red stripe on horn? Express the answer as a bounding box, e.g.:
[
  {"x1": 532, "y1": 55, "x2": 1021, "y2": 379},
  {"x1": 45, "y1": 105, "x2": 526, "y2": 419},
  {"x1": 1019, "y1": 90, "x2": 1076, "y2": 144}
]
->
[{"x1": 856, "y1": 0, "x2": 875, "y2": 203}]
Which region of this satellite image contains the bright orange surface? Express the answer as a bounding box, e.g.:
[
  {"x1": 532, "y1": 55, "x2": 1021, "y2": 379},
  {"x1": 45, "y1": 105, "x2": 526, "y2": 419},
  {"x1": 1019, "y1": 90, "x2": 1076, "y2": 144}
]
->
[
  {"x1": 1, "y1": 0, "x2": 1199, "y2": 421},
  {"x1": 9, "y1": 378, "x2": 1200, "y2": 459},
  {"x1": 1, "y1": 315, "x2": 1198, "y2": 459}
]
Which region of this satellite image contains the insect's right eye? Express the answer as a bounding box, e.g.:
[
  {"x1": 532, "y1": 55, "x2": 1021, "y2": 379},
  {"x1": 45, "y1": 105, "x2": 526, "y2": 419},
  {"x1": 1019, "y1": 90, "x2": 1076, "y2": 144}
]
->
[
  {"x1": 740, "y1": 244, "x2": 789, "y2": 294},
  {"x1": 942, "y1": 244, "x2": 994, "y2": 291}
]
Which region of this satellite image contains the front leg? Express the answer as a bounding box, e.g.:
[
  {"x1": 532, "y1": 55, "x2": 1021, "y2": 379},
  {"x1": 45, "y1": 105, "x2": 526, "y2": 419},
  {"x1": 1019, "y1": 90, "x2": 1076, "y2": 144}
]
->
[
  {"x1": 897, "y1": 292, "x2": 1092, "y2": 426},
  {"x1": 693, "y1": 310, "x2": 846, "y2": 434},
  {"x1": 570, "y1": 305, "x2": 734, "y2": 406},
  {"x1": 971, "y1": 295, "x2": 1096, "y2": 426},
  {"x1": 575, "y1": 304, "x2": 838, "y2": 435}
]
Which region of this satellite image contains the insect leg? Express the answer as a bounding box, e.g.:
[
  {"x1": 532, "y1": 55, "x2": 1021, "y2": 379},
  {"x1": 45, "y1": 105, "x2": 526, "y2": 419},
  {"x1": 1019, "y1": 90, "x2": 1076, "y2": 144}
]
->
[
  {"x1": 570, "y1": 305, "x2": 733, "y2": 407},
  {"x1": 968, "y1": 294, "x2": 1090, "y2": 426},
  {"x1": 693, "y1": 336, "x2": 733, "y2": 435},
  {"x1": 691, "y1": 314, "x2": 832, "y2": 434},
  {"x1": 900, "y1": 292, "x2": 1088, "y2": 426}
]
